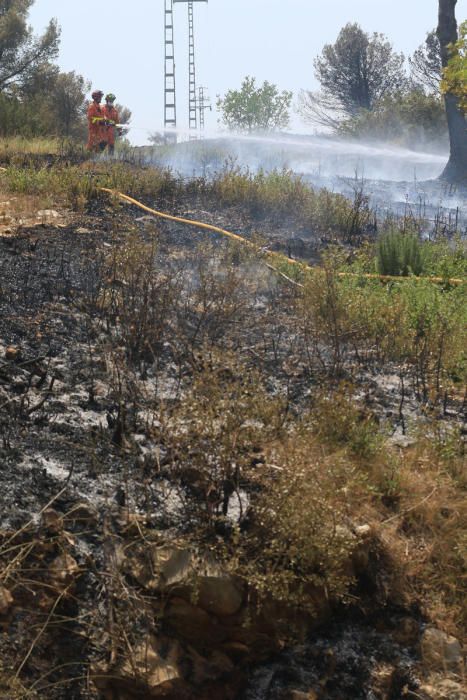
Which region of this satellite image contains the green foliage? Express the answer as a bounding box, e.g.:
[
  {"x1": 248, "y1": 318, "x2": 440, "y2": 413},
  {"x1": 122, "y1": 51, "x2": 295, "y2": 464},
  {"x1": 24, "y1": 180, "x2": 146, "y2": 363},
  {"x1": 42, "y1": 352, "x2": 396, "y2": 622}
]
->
[
  {"x1": 441, "y1": 20, "x2": 467, "y2": 113},
  {"x1": 310, "y1": 386, "x2": 382, "y2": 458},
  {"x1": 338, "y1": 89, "x2": 447, "y2": 149},
  {"x1": 422, "y1": 236, "x2": 467, "y2": 279},
  {"x1": 313, "y1": 23, "x2": 406, "y2": 116},
  {"x1": 409, "y1": 29, "x2": 442, "y2": 94},
  {"x1": 210, "y1": 165, "x2": 372, "y2": 240},
  {"x1": 217, "y1": 76, "x2": 292, "y2": 133},
  {"x1": 0, "y1": 0, "x2": 60, "y2": 92},
  {"x1": 231, "y1": 442, "x2": 358, "y2": 609},
  {"x1": 377, "y1": 230, "x2": 424, "y2": 276},
  {"x1": 52, "y1": 70, "x2": 90, "y2": 138}
]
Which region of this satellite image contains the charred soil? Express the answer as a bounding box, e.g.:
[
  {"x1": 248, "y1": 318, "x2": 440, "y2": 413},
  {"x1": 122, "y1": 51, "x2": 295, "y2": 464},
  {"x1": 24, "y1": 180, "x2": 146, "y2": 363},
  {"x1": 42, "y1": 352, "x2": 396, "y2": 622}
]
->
[{"x1": 0, "y1": 170, "x2": 465, "y2": 699}]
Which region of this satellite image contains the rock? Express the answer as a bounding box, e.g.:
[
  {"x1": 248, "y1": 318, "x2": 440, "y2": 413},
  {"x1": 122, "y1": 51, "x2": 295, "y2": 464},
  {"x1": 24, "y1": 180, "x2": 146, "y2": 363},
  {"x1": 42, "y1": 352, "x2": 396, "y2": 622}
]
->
[
  {"x1": 37, "y1": 209, "x2": 59, "y2": 220},
  {"x1": 76, "y1": 227, "x2": 91, "y2": 234},
  {"x1": 124, "y1": 545, "x2": 244, "y2": 616},
  {"x1": 188, "y1": 647, "x2": 234, "y2": 685},
  {"x1": 388, "y1": 431, "x2": 416, "y2": 449},
  {"x1": 49, "y1": 553, "x2": 80, "y2": 584},
  {"x1": 41, "y1": 508, "x2": 63, "y2": 534},
  {"x1": 0, "y1": 585, "x2": 13, "y2": 615},
  {"x1": 196, "y1": 576, "x2": 244, "y2": 617},
  {"x1": 92, "y1": 635, "x2": 186, "y2": 699},
  {"x1": 124, "y1": 545, "x2": 193, "y2": 591},
  {"x1": 220, "y1": 642, "x2": 251, "y2": 662},
  {"x1": 5, "y1": 346, "x2": 20, "y2": 361},
  {"x1": 165, "y1": 596, "x2": 230, "y2": 646},
  {"x1": 64, "y1": 502, "x2": 99, "y2": 530},
  {"x1": 355, "y1": 524, "x2": 372, "y2": 538},
  {"x1": 421, "y1": 628, "x2": 463, "y2": 672},
  {"x1": 121, "y1": 636, "x2": 183, "y2": 688}
]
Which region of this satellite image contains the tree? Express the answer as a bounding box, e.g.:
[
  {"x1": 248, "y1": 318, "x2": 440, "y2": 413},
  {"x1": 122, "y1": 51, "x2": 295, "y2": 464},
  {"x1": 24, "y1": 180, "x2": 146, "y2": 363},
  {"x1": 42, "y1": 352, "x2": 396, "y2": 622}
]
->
[
  {"x1": 437, "y1": 0, "x2": 467, "y2": 182},
  {"x1": 217, "y1": 76, "x2": 292, "y2": 133},
  {"x1": 338, "y1": 89, "x2": 447, "y2": 151},
  {"x1": 310, "y1": 24, "x2": 405, "y2": 120},
  {"x1": 441, "y1": 20, "x2": 467, "y2": 113},
  {"x1": 114, "y1": 103, "x2": 132, "y2": 138},
  {"x1": 0, "y1": 0, "x2": 60, "y2": 92},
  {"x1": 51, "y1": 71, "x2": 90, "y2": 138},
  {"x1": 409, "y1": 30, "x2": 442, "y2": 93}
]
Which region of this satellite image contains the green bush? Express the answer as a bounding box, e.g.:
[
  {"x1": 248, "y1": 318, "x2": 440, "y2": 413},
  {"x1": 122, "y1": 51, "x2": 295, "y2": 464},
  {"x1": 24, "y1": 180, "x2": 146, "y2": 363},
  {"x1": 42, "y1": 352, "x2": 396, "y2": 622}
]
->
[
  {"x1": 377, "y1": 230, "x2": 424, "y2": 276},
  {"x1": 338, "y1": 90, "x2": 448, "y2": 151}
]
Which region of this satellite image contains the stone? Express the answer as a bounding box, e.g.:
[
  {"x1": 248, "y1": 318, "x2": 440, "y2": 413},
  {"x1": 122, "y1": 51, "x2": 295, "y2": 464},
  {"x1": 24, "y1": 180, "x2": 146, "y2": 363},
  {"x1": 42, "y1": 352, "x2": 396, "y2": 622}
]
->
[
  {"x1": 37, "y1": 209, "x2": 59, "y2": 220},
  {"x1": 125, "y1": 546, "x2": 244, "y2": 617},
  {"x1": 41, "y1": 508, "x2": 63, "y2": 534},
  {"x1": 220, "y1": 642, "x2": 251, "y2": 662},
  {"x1": 5, "y1": 346, "x2": 20, "y2": 361},
  {"x1": 421, "y1": 627, "x2": 463, "y2": 672},
  {"x1": 197, "y1": 576, "x2": 244, "y2": 617},
  {"x1": 64, "y1": 502, "x2": 99, "y2": 530},
  {"x1": 49, "y1": 553, "x2": 80, "y2": 584},
  {"x1": 355, "y1": 524, "x2": 372, "y2": 538},
  {"x1": 120, "y1": 636, "x2": 182, "y2": 689},
  {"x1": 165, "y1": 597, "x2": 230, "y2": 646},
  {"x1": 388, "y1": 431, "x2": 416, "y2": 449},
  {"x1": 0, "y1": 585, "x2": 13, "y2": 615},
  {"x1": 92, "y1": 635, "x2": 186, "y2": 699}
]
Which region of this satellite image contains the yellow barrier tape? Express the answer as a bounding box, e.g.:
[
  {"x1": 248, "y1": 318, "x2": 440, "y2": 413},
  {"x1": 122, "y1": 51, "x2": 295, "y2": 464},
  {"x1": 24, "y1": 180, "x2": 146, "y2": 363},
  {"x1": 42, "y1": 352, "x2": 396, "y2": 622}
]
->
[{"x1": 99, "y1": 188, "x2": 466, "y2": 287}]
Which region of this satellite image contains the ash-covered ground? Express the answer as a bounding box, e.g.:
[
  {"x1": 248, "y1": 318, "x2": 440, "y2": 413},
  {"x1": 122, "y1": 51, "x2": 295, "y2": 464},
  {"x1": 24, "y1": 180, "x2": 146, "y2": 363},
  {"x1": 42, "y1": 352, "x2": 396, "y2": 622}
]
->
[{"x1": 0, "y1": 177, "x2": 464, "y2": 699}]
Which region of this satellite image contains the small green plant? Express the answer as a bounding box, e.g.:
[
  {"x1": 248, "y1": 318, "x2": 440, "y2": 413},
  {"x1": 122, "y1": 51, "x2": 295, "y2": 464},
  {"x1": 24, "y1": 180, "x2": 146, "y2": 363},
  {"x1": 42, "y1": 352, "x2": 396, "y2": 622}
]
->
[{"x1": 377, "y1": 230, "x2": 424, "y2": 276}]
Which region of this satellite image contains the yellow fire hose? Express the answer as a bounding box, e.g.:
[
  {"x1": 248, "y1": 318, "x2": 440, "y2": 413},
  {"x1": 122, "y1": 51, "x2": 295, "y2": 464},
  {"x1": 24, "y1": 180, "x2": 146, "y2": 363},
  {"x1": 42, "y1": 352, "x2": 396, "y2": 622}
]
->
[{"x1": 100, "y1": 187, "x2": 466, "y2": 287}]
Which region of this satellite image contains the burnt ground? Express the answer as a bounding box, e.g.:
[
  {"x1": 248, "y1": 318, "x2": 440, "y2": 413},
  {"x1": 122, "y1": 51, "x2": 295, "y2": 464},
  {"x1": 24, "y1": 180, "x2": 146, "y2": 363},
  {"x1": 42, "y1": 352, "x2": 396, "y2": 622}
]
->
[
  {"x1": 0, "y1": 191, "x2": 449, "y2": 524},
  {"x1": 0, "y1": 192, "x2": 464, "y2": 699}
]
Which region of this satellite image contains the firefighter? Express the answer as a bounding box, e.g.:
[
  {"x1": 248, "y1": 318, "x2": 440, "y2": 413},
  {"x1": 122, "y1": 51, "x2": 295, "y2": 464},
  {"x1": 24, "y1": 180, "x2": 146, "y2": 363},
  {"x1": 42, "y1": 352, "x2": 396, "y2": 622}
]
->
[
  {"x1": 103, "y1": 93, "x2": 121, "y2": 155},
  {"x1": 87, "y1": 90, "x2": 107, "y2": 152}
]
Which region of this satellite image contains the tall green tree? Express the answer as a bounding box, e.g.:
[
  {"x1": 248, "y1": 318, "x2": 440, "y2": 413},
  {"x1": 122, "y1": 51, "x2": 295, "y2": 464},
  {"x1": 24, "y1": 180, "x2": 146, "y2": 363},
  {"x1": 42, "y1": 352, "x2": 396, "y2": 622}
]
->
[
  {"x1": 0, "y1": 0, "x2": 60, "y2": 92},
  {"x1": 437, "y1": 0, "x2": 466, "y2": 182},
  {"x1": 217, "y1": 76, "x2": 292, "y2": 133},
  {"x1": 52, "y1": 71, "x2": 90, "y2": 138},
  {"x1": 409, "y1": 30, "x2": 442, "y2": 93},
  {"x1": 302, "y1": 23, "x2": 405, "y2": 127},
  {"x1": 441, "y1": 20, "x2": 467, "y2": 113}
]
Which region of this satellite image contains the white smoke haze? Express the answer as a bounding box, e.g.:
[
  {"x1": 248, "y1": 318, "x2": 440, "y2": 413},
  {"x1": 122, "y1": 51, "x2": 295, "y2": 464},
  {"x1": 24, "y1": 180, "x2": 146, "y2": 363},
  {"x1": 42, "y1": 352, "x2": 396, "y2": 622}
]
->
[{"x1": 137, "y1": 131, "x2": 466, "y2": 231}]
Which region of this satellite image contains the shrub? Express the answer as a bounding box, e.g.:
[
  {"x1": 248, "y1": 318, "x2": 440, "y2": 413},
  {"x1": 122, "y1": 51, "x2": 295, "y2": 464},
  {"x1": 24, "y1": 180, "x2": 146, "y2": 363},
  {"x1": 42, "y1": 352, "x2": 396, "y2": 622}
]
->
[{"x1": 377, "y1": 230, "x2": 424, "y2": 276}]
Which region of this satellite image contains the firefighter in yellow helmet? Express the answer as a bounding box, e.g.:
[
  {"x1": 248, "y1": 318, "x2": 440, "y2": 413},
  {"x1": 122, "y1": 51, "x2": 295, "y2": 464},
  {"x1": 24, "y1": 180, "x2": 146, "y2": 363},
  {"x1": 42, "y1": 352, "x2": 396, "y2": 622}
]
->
[{"x1": 103, "y1": 93, "x2": 120, "y2": 155}]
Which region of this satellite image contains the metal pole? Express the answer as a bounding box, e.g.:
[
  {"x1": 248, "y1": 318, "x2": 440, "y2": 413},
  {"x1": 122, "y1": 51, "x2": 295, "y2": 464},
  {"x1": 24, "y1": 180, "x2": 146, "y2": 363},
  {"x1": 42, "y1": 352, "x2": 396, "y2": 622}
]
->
[
  {"x1": 164, "y1": 0, "x2": 177, "y2": 130},
  {"x1": 188, "y1": 2, "x2": 197, "y2": 131}
]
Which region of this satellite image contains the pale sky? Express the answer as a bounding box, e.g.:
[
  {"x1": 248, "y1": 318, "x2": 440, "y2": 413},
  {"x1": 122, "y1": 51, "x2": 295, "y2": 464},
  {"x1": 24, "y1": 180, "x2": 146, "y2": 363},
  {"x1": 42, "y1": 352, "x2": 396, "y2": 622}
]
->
[{"x1": 29, "y1": 0, "x2": 467, "y2": 144}]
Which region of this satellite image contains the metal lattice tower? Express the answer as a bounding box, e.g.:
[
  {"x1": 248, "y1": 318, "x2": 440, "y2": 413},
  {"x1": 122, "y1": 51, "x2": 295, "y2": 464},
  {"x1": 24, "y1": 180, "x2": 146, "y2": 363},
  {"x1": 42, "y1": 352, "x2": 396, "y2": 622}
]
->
[
  {"x1": 198, "y1": 86, "x2": 211, "y2": 131},
  {"x1": 171, "y1": 0, "x2": 207, "y2": 133},
  {"x1": 187, "y1": 2, "x2": 197, "y2": 130},
  {"x1": 164, "y1": 0, "x2": 176, "y2": 129}
]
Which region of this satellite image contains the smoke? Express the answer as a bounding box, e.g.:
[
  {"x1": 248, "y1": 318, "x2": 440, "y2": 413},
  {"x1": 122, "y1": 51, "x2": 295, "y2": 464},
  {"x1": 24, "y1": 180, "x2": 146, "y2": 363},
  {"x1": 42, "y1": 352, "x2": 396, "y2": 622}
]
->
[
  {"x1": 147, "y1": 131, "x2": 445, "y2": 178},
  {"x1": 141, "y1": 131, "x2": 466, "y2": 228}
]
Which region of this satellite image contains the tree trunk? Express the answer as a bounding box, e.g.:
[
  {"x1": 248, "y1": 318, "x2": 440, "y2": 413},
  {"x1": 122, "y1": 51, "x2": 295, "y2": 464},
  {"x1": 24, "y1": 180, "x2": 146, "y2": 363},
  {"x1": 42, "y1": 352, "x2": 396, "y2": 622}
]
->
[{"x1": 437, "y1": 0, "x2": 467, "y2": 182}]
